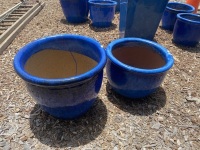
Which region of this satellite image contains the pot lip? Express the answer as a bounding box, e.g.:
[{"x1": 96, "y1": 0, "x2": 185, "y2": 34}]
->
[
  {"x1": 166, "y1": 2, "x2": 195, "y2": 13},
  {"x1": 88, "y1": 0, "x2": 117, "y2": 6},
  {"x1": 177, "y1": 13, "x2": 200, "y2": 24},
  {"x1": 106, "y1": 38, "x2": 174, "y2": 74},
  {"x1": 13, "y1": 34, "x2": 106, "y2": 86}
]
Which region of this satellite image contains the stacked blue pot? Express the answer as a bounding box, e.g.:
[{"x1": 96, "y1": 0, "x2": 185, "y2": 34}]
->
[{"x1": 89, "y1": 0, "x2": 117, "y2": 27}]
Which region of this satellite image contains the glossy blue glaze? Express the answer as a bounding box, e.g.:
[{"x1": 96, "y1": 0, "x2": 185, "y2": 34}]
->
[
  {"x1": 13, "y1": 34, "x2": 106, "y2": 119},
  {"x1": 124, "y1": 0, "x2": 169, "y2": 40},
  {"x1": 161, "y1": 2, "x2": 194, "y2": 31},
  {"x1": 106, "y1": 38, "x2": 174, "y2": 98},
  {"x1": 173, "y1": 13, "x2": 200, "y2": 47},
  {"x1": 89, "y1": 0, "x2": 117, "y2": 27},
  {"x1": 59, "y1": 0, "x2": 89, "y2": 23}
]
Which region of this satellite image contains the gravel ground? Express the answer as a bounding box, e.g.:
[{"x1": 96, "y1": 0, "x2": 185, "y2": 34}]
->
[{"x1": 0, "y1": 0, "x2": 200, "y2": 149}]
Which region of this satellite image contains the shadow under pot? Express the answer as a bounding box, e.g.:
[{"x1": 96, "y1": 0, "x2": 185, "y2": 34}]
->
[
  {"x1": 173, "y1": 13, "x2": 200, "y2": 47},
  {"x1": 59, "y1": 0, "x2": 89, "y2": 23},
  {"x1": 106, "y1": 38, "x2": 174, "y2": 99},
  {"x1": 89, "y1": 0, "x2": 117, "y2": 28},
  {"x1": 161, "y1": 2, "x2": 195, "y2": 31},
  {"x1": 13, "y1": 34, "x2": 106, "y2": 120}
]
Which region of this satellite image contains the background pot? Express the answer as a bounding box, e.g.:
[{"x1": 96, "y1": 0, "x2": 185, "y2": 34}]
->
[
  {"x1": 161, "y1": 2, "x2": 195, "y2": 31},
  {"x1": 124, "y1": 0, "x2": 169, "y2": 40},
  {"x1": 59, "y1": 0, "x2": 89, "y2": 23},
  {"x1": 89, "y1": 0, "x2": 117, "y2": 27},
  {"x1": 186, "y1": 0, "x2": 200, "y2": 13},
  {"x1": 13, "y1": 34, "x2": 106, "y2": 119},
  {"x1": 106, "y1": 38, "x2": 174, "y2": 98},
  {"x1": 173, "y1": 13, "x2": 200, "y2": 47}
]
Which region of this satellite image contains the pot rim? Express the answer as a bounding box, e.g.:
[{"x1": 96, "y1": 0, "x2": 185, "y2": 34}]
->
[
  {"x1": 13, "y1": 34, "x2": 106, "y2": 86},
  {"x1": 106, "y1": 38, "x2": 174, "y2": 74},
  {"x1": 88, "y1": 0, "x2": 117, "y2": 6},
  {"x1": 166, "y1": 2, "x2": 195, "y2": 13},
  {"x1": 177, "y1": 13, "x2": 200, "y2": 24}
]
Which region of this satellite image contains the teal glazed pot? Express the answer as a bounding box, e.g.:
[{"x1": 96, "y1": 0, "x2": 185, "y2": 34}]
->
[
  {"x1": 89, "y1": 0, "x2": 117, "y2": 27},
  {"x1": 59, "y1": 0, "x2": 89, "y2": 23},
  {"x1": 106, "y1": 38, "x2": 174, "y2": 98},
  {"x1": 13, "y1": 34, "x2": 106, "y2": 119},
  {"x1": 161, "y1": 2, "x2": 195, "y2": 31},
  {"x1": 173, "y1": 13, "x2": 200, "y2": 47}
]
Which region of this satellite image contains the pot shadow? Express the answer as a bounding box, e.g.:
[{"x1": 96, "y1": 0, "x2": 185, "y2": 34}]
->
[
  {"x1": 159, "y1": 26, "x2": 173, "y2": 34},
  {"x1": 106, "y1": 82, "x2": 166, "y2": 116},
  {"x1": 29, "y1": 97, "x2": 107, "y2": 148},
  {"x1": 172, "y1": 40, "x2": 200, "y2": 53},
  {"x1": 89, "y1": 23, "x2": 117, "y2": 32},
  {"x1": 60, "y1": 18, "x2": 91, "y2": 26}
]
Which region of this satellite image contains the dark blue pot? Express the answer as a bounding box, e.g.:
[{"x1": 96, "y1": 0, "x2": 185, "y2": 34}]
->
[
  {"x1": 113, "y1": 0, "x2": 120, "y2": 12},
  {"x1": 124, "y1": 0, "x2": 169, "y2": 40},
  {"x1": 13, "y1": 34, "x2": 106, "y2": 119},
  {"x1": 106, "y1": 38, "x2": 174, "y2": 98},
  {"x1": 173, "y1": 13, "x2": 200, "y2": 47},
  {"x1": 59, "y1": 0, "x2": 89, "y2": 23},
  {"x1": 89, "y1": 0, "x2": 117, "y2": 27},
  {"x1": 161, "y1": 2, "x2": 195, "y2": 31}
]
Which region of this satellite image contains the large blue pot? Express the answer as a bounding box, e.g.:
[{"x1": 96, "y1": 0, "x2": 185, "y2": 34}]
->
[
  {"x1": 106, "y1": 38, "x2": 174, "y2": 98},
  {"x1": 124, "y1": 0, "x2": 169, "y2": 40},
  {"x1": 59, "y1": 0, "x2": 89, "y2": 23},
  {"x1": 161, "y1": 2, "x2": 195, "y2": 31},
  {"x1": 13, "y1": 34, "x2": 106, "y2": 119},
  {"x1": 89, "y1": 0, "x2": 117, "y2": 27},
  {"x1": 173, "y1": 13, "x2": 200, "y2": 47}
]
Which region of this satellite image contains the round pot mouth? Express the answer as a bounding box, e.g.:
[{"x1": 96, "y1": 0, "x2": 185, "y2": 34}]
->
[
  {"x1": 88, "y1": 0, "x2": 117, "y2": 6},
  {"x1": 177, "y1": 13, "x2": 200, "y2": 24},
  {"x1": 13, "y1": 34, "x2": 106, "y2": 86},
  {"x1": 166, "y1": 2, "x2": 195, "y2": 13},
  {"x1": 106, "y1": 38, "x2": 174, "y2": 74}
]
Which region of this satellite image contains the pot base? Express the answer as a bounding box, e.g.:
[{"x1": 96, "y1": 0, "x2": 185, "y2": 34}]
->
[
  {"x1": 40, "y1": 99, "x2": 96, "y2": 120},
  {"x1": 92, "y1": 22, "x2": 112, "y2": 28}
]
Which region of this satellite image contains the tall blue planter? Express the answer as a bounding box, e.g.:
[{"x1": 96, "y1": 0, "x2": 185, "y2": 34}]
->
[
  {"x1": 59, "y1": 0, "x2": 89, "y2": 23},
  {"x1": 124, "y1": 0, "x2": 169, "y2": 40}
]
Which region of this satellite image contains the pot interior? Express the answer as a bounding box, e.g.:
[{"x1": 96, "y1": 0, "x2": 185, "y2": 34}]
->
[
  {"x1": 112, "y1": 44, "x2": 166, "y2": 69},
  {"x1": 167, "y1": 3, "x2": 193, "y2": 11},
  {"x1": 180, "y1": 14, "x2": 200, "y2": 22},
  {"x1": 25, "y1": 49, "x2": 97, "y2": 79}
]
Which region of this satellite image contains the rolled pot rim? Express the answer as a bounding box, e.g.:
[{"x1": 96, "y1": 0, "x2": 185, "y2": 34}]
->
[
  {"x1": 177, "y1": 13, "x2": 200, "y2": 24},
  {"x1": 166, "y1": 2, "x2": 195, "y2": 13},
  {"x1": 106, "y1": 38, "x2": 174, "y2": 74},
  {"x1": 13, "y1": 34, "x2": 107, "y2": 86},
  {"x1": 88, "y1": 0, "x2": 117, "y2": 6}
]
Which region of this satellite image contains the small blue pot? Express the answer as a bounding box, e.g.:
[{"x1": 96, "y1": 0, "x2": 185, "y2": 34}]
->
[
  {"x1": 161, "y1": 2, "x2": 195, "y2": 31},
  {"x1": 89, "y1": 0, "x2": 117, "y2": 27},
  {"x1": 106, "y1": 38, "x2": 174, "y2": 98},
  {"x1": 13, "y1": 34, "x2": 106, "y2": 119},
  {"x1": 59, "y1": 0, "x2": 89, "y2": 23},
  {"x1": 173, "y1": 13, "x2": 200, "y2": 47}
]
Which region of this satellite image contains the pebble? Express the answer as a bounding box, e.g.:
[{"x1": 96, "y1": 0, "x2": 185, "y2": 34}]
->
[
  {"x1": 158, "y1": 116, "x2": 164, "y2": 122},
  {"x1": 0, "y1": 141, "x2": 6, "y2": 147}
]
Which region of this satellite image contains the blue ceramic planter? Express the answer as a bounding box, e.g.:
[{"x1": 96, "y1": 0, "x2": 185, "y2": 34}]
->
[
  {"x1": 173, "y1": 13, "x2": 200, "y2": 47},
  {"x1": 106, "y1": 38, "x2": 174, "y2": 98},
  {"x1": 59, "y1": 0, "x2": 89, "y2": 23},
  {"x1": 124, "y1": 0, "x2": 169, "y2": 40},
  {"x1": 89, "y1": 0, "x2": 117, "y2": 27},
  {"x1": 13, "y1": 34, "x2": 106, "y2": 119},
  {"x1": 161, "y1": 2, "x2": 195, "y2": 31},
  {"x1": 113, "y1": 0, "x2": 120, "y2": 12}
]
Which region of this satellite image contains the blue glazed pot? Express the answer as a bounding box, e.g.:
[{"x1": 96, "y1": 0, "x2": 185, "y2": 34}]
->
[
  {"x1": 173, "y1": 13, "x2": 200, "y2": 47},
  {"x1": 161, "y1": 2, "x2": 195, "y2": 31},
  {"x1": 106, "y1": 38, "x2": 174, "y2": 98},
  {"x1": 13, "y1": 34, "x2": 106, "y2": 119},
  {"x1": 59, "y1": 0, "x2": 89, "y2": 23},
  {"x1": 113, "y1": 0, "x2": 120, "y2": 12},
  {"x1": 124, "y1": 0, "x2": 169, "y2": 40},
  {"x1": 89, "y1": 0, "x2": 117, "y2": 27}
]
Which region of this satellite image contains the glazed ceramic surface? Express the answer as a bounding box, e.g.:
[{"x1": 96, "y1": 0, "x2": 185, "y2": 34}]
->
[
  {"x1": 161, "y1": 2, "x2": 195, "y2": 31},
  {"x1": 89, "y1": 0, "x2": 117, "y2": 27},
  {"x1": 173, "y1": 13, "x2": 200, "y2": 47},
  {"x1": 124, "y1": 0, "x2": 169, "y2": 40},
  {"x1": 13, "y1": 34, "x2": 106, "y2": 119},
  {"x1": 106, "y1": 38, "x2": 174, "y2": 98},
  {"x1": 59, "y1": 0, "x2": 89, "y2": 23}
]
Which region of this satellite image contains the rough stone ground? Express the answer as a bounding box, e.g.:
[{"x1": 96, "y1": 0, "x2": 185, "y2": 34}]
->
[{"x1": 0, "y1": 0, "x2": 199, "y2": 149}]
